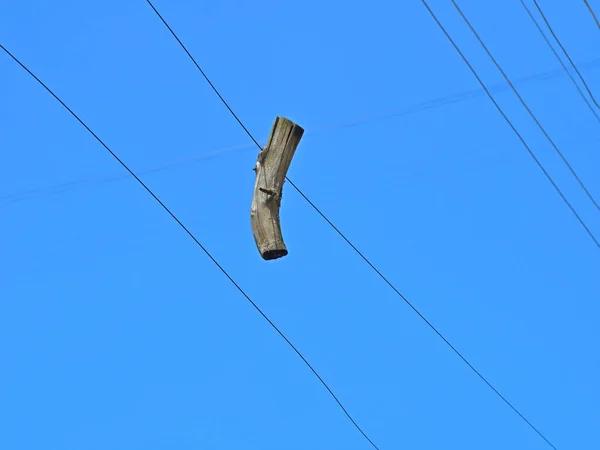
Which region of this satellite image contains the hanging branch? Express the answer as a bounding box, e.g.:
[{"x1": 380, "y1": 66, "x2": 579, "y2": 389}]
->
[{"x1": 250, "y1": 117, "x2": 304, "y2": 260}]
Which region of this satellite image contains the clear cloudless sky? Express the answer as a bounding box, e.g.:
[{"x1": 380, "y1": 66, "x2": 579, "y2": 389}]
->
[{"x1": 1, "y1": 1, "x2": 599, "y2": 449}]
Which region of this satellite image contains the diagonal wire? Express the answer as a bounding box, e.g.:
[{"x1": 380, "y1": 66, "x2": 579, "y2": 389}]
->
[
  {"x1": 146, "y1": 0, "x2": 600, "y2": 252},
  {"x1": 451, "y1": 0, "x2": 600, "y2": 216},
  {"x1": 0, "y1": 43, "x2": 381, "y2": 450},
  {"x1": 0, "y1": 143, "x2": 254, "y2": 206},
  {"x1": 533, "y1": 0, "x2": 600, "y2": 109},
  {"x1": 583, "y1": 0, "x2": 600, "y2": 30},
  {"x1": 419, "y1": 1, "x2": 592, "y2": 446},
  {"x1": 145, "y1": 1, "x2": 562, "y2": 448},
  {"x1": 3, "y1": 40, "x2": 600, "y2": 206},
  {"x1": 2, "y1": 56, "x2": 599, "y2": 208},
  {"x1": 423, "y1": 0, "x2": 600, "y2": 252},
  {"x1": 520, "y1": 0, "x2": 600, "y2": 124}
]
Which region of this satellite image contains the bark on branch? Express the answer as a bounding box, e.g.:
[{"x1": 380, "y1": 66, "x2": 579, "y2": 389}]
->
[{"x1": 250, "y1": 117, "x2": 304, "y2": 260}]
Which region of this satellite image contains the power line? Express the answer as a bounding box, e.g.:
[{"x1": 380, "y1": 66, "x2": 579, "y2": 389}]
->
[
  {"x1": 0, "y1": 43, "x2": 381, "y2": 450},
  {"x1": 427, "y1": 0, "x2": 600, "y2": 251},
  {"x1": 0, "y1": 143, "x2": 255, "y2": 206},
  {"x1": 583, "y1": 0, "x2": 600, "y2": 30},
  {"x1": 533, "y1": 0, "x2": 600, "y2": 109},
  {"x1": 310, "y1": 57, "x2": 600, "y2": 133},
  {"x1": 520, "y1": 0, "x2": 600, "y2": 124},
  {"x1": 419, "y1": 1, "x2": 585, "y2": 447},
  {"x1": 451, "y1": 1, "x2": 600, "y2": 219},
  {"x1": 3, "y1": 54, "x2": 600, "y2": 208},
  {"x1": 145, "y1": 0, "x2": 561, "y2": 447}
]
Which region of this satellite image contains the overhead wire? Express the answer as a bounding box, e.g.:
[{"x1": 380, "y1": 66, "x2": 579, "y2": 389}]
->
[
  {"x1": 519, "y1": 0, "x2": 600, "y2": 124},
  {"x1": 4, "y1": 57, "x2": 600, "y2": 208},
  {"x1": 421, "y1": 0, "x2": 599, "y2": 251},
  {"x1": 451, "y1": 0, "x2": 600, "y2": 219},
  {"x1": 533, "y1": 0, "x2": 600, "y2": 109},
  {"x1": 0, "y1": 43, "x2": 381, "y2": 450},
  {"x1": 416, "y1": 0, "x2": 600, "y2": 445},
  {"x1": 583, "y1": 0, "x2": 600, "y2": 30},
  {"x1": 145, "y1": 1, "x2": 561, "y2": 448},
  {"x1": 310, "y1": 56, "x2": 600, "y2": 134},
  {"x1": 0, "y1": 143, "x2": 254, "y2": 206}
]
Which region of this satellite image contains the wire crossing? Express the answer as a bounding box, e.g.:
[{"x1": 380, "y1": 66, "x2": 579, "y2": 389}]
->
[
  {"x1": 533, "y1": 0, "x2": 600, "y2": 109},
  {"x1": 452, "y1": 1, "x2": 600, "y2": 217},
  {"x1": 422, "y1": 1, "x2": 591, "y2": 445},
  {"x1": 449, "y1": 0, "x2": 600, "y2": 241},
  {"x1": 422, "y1": 0, "x2": 600, "y2": 253},
  {"x1": 145, "y1": 1, "x2": 561, "y2": 448},
  {"x1": 0, "y1": 43, "x2": 381, "y2": 450},
  {"x1": 520, "y1": 0, "x2": 600, "y2": 125},
  {"x1": 3, "y1": 56, "x2": 600, "y2": 208}
]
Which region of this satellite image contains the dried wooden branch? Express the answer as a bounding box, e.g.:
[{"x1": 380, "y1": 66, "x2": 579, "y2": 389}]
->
[{"x1": 250, "y1": 117, "x2": 304, "y2": 260}]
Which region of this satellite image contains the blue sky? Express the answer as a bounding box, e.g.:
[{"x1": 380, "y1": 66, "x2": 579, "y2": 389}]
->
[{"x1": 1, "y1": 1, "x2": 599, "y2": 449}]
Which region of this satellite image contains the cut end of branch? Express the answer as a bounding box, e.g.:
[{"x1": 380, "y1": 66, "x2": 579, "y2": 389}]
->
[{"x1": 262, "y1": 248, "x2": 289, "y2": 260}]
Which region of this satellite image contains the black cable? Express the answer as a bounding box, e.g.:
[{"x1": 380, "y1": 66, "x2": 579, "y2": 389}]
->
[
  {"x1": 533, "y1": 0, "x2": 600, "y2": 109},
  {"x1": 420, "y1": 2, "x2": 580, "y2": 447},
  {"x1": 4, "y1": 57, "x2": 600, "y2": 209},
  {"x1": 452, "y1": 0, "x2": 600, "y2": 218},
  {"x1": 145, "y1": 1, "x2": 563, "y2": 448},
  {"x1": 583, "y1": 0, "x2": 600, "y2": 30},
  {"x1": 0, "y1": 43, "x2": 380, "y2": 450},
  {"x1": 520, "y1": 0, "x2": 600, "y2": 124},
  {"x1": 429, "y1": 0, "x2": 600, "y2": 250}
]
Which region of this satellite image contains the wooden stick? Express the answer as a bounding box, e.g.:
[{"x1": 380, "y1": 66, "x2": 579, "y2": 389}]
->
[{"x1": 250, "y1": 117, "x2": 304, "y2": 260}]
